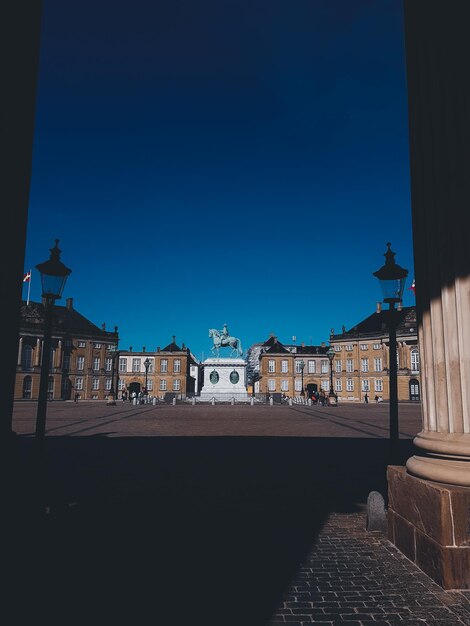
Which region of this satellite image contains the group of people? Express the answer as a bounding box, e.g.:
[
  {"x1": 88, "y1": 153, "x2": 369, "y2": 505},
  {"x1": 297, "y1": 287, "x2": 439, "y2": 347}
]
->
[{"x1": 121, "y1": 389, "x2": 148, "y2": 403}]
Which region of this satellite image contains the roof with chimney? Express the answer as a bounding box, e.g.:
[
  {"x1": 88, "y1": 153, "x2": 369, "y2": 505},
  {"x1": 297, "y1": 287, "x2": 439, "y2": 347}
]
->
[{"x1": 20, "y1": 299, "x2": 118, "y2": 340}]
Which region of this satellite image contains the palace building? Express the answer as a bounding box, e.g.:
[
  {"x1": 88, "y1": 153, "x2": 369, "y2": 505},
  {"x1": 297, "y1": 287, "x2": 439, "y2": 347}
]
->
[
  {"x1": 250, "y1": 335, "x2": 330, "y2": 399},
  {"x1": 117, "y1": 337, "x2": 199, "y2": 400},
  {"x1": 328, "y1": 306, "x2": 420, "y2": 403},
  {"x1": 16, "y1": 298, "x2": 119, "y2": 401}
]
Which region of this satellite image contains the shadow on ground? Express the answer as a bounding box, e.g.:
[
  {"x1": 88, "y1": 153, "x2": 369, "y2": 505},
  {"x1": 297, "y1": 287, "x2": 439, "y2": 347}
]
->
[{"x1": 5, "y1": 436, "x2": 414, "y2": 625}]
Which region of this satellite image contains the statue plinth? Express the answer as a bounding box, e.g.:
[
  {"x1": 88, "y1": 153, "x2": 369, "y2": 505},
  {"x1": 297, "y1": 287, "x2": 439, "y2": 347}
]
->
[{"x1": 199, "y1": 357, "x2": 249, "y2": 402}]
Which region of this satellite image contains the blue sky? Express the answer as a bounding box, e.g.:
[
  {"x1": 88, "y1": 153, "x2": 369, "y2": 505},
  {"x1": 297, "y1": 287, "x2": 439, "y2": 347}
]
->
[{"x1": 24, "y1": 0, "x2": 415, "y2": 361}]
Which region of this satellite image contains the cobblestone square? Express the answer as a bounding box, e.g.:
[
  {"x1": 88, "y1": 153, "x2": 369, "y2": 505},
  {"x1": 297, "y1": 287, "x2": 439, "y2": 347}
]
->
[{"x1": 6, "y1": 401, "x2": 470, "y2": 625}]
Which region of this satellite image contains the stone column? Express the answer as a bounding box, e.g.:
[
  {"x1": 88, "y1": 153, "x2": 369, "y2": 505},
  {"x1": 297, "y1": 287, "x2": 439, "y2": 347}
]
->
[
  {"x1": 387, "y1": 1, "x2": 470, "y2": 590},
  {"x1": 403, "y1": 0, "x2": 470, "y2": 487}
]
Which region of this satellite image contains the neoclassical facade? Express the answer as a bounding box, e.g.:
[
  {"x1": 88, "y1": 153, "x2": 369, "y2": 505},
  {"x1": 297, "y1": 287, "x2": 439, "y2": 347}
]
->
[
  {"x1": 252, "y1": 335, "x2": 330, "y2": 399},
  {"x1": 16, "y1": 298, "x2": 119, "y2": 401},
  {"x1": 117, "y1": 337, "x2": 199, "y2": 400},
  {"x1": 329, "y1": 307, "x2": 420, "y2": 403}
]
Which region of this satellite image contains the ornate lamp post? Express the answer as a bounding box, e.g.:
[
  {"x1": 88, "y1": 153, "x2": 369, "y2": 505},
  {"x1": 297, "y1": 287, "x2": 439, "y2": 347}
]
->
[
  {"x1": 373, "y1": 242, "x2": 408, "y2": 460},
  {"x1": 107, "y1": 348, "x2": 119, "y2": 405},
  {"x1": 299, "y1": 359, "x2": 305, "y2": 398},
  {"x1": 143, "y1": 357, "x2": 151, "y2": 398},
  {"x1": 35, "y1": 240, "x2": 72, "y2": 440},
  {"x1": 326, "y1": 346, "x2": 337, "y2": 406}
]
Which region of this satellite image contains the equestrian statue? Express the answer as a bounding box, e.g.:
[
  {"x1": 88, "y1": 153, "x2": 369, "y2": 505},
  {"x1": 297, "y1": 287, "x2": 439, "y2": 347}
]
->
[{"x1": 209, "y1": 323, "x2": 243, "y2": 358}]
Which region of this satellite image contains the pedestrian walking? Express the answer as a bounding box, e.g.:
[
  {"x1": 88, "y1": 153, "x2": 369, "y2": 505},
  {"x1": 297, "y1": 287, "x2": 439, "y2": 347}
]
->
[{"x1": 364, "y1": 393, "x2": 369, "y2": 404}]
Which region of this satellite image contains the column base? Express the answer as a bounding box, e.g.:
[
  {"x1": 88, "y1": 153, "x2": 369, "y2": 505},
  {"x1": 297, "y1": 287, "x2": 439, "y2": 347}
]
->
[
  {"x1": 388, "y1": 466, "x2": 470, "y2": 589},
  {"x1": 407, "y1": 431, "x2": 470, "y2": 486}
]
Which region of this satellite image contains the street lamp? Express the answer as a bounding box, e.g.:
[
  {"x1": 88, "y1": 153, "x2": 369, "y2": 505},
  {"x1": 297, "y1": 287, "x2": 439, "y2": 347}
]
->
[
  {"x1": 35, "y1": 240, "x2": 72, "y2": 440},
  {"x1": 299, "y1": 359, "x2": 305, "y2": 398},
  {"x1": 107, "y1": 348, "x2": 119, "y2": 405},
  {"x1": 143, "y1": 357, "x2": 151, "y2": 399},
  {"x1": 326, "y1": 346, "x2": 337, "y2": 406},
  {"x1": 373, "y1": 242, "x2": 408, "y2": 461}
]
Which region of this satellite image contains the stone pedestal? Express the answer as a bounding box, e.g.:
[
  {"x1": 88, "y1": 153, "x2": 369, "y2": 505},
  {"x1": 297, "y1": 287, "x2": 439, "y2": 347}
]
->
[
  {"x1": 388, "y1": 466, "x2": 470, "y2": 589},
  {"x1": 199, "y1": 358, "x2": 249, "y2": 402}
]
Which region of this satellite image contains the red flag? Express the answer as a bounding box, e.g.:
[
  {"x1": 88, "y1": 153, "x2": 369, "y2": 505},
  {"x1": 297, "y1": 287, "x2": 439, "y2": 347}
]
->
[{"x1": 23, "y1": 271, "x2": 31, "y2": 283}]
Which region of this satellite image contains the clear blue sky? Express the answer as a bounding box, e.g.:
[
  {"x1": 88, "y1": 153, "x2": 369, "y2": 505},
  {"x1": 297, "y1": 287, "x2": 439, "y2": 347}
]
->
[{"x1": 24, "y1": 0, "x2": 415, "y2": 361}]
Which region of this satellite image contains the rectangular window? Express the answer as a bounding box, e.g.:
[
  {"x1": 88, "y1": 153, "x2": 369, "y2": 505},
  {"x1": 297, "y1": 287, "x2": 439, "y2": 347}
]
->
[
  {"x1": 93, "y1": 357, "x2": 100, "y2": 371},
  {"x1": 174, "y1": 359, "x2": 181, "y2": 373},
  {"x1": 281, "y1": 360, "x2": 288, "y2": 373},
  {"x1": 321, "y1": 360, "x2": 328, "y2": 374},
  {"x1": 346, "y1": 379, "x2": 354, "y2": 392},
  {"x1": 78, "y1": 341, "x2": 86, "y2": 348},
  {"x1": 335, "y1": 360, "x2": 342, "y2": 373},
  {"x1": 105, "y1": 378, "x2": 112, "y2": 391},
  {"x1": 105, "y1": 357, "x2": 113, "y2": 372},
  {"x1": 362, "y1": 379, "x2": 370, "y2": 392},
  {"x1": 119, "y1": 358, "x2": 126, "y2": 372},
  {"x1": 411, "y1": 349, "x2": 420, "y2": 372},
  {"x1": 360, "y1": 344, "x2": 368, "y2": 350},
  {"x1": 346, "y1": 344, "x2": 353, "y2": 351},
  {"x1": 374, "y1": 379, "x2": 383, "y2": 392},
  {"x1": 132, "y1": 358, "x2": 141, "y2": 372},
  {"x1": 75, "y1": 377, "x2": 83, "y2": 390},
  {"x1": 268, "y1": 360, "x2": 275, "y2": 373},
  {"x1": 295, "y1": 360, "x2": 304, "y2": 374},
  {"x1": 335, "y1": 379, "x2": 342, "y2": 392},
  {"x1": 94, "y1": 343, "x2": 101, "y2": 349},
  {"x1": 63, "y1": 354, "x2": 71, "y2": 370},
  {"x1": 173, "y1": 379, "x2": 181, "y2": 391},
  {"x1": 161, "y1": 359, "x2": 168, "y2": 373},
  {"x1": 308, "y1": 360, "x2": 315, "y2": 374},
  {"x1": 334, "y1": 345, "x2": 341, "y2": 352},
  {"x1": 361, "y1": 358, "x2": 369, "y2": 373},
  {"x1": 77, "y1": 356, "x2": 85, "y2": 371},
  {"x1": 92, "y1": 377, "x2": 99, "y2": 390},
  {"x1": 373, "y1": 343, "x2": 381, "y2": 350},
  {"x1": 374, "y1": 358, "x2": 382, "y2": 372},
  {"x1": 294, "y1": 380, "x2": 302, "y2": 392},
  {"x1": 147, "y1": 379, "x2": 153, "y2": 391},
  {"x1": 159, "y1": 379, "x2": 167, "y2": 391},
  {"x1": 118, "y1": 379, "x2": 125, "y2": 390},
  {"x1": 321, "y1": 380, "x2": 329, "y2": 391},
  {"x1": 281, "y1": 380, "x2": 289, "y2": 391},
  {"x1": 148, "y1": 360, "x2": 154, "y2": 373},
  {"x1": 346, "y1": 359, "x2": 353, "y2": 373},
  {"x1": 268, "y1": 379, "x2": 276, "y2": 391}
]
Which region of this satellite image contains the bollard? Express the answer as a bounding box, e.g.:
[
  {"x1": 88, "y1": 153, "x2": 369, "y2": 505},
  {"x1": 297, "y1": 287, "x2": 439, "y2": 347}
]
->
[
  {"x1": 231, "y1": 397, "x2": 235, "y2": 405},
  {"x1": 132, "y1": 397, "x2": 137, "y2": 405},
  {"x1": 269, "y1": 397, "x2": 273, "y2": 406},
  {"x1": 152, "y1": 396, "x2": 157, "y2": 405},
  {"x1": 308, "y1": 398, "x2": 312, "y2": 406},
  {"x1": 192, "y1": 397, "x2": 196, "y2": 405},
  {"x1": 250, "y1": 397, "x2": 254, "y2": 406},
  {"x1": 289, "y1": 398, "x2": 293, "y2": 406},
  {"x1": 172, "y1": 397, "x2": 176, "y2": 406},
  {"x1": 211, "y1": 397, "x2": 215, "y2": 405}
]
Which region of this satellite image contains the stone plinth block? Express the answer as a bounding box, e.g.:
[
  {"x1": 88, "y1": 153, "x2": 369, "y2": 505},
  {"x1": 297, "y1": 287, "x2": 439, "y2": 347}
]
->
[
  {"x1": 199, "y1": 358, "x2": 249, "y2": 401},
  {"x1": 388, "y1": 466, "x2": 470, "y2": 589}
]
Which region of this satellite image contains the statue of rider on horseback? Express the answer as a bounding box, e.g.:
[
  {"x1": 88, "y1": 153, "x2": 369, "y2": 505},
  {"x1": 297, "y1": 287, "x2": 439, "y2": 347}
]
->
[{"x1": 209, "y1": 323, "x2": 243, "y2": 358}]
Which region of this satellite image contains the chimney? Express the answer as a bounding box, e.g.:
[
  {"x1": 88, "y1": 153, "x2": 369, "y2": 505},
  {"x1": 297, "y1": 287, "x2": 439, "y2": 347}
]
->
[
  {"x1": 142, "y1": 346, "x2": 146, "y2": 352},
  {"x1": 182, "y1": 342, "x2": 185, "y2": 350},
  {"x1": 321, "y1": 342, "x2": 326, "y2": 347},
  {"x1": 66, "y1": 297, "x2": 74, "y2": 311},
  {"x1": 301, "y1": 341, "x2": 305, "y2": 348},
  {"x1": 129, "y1": 346, "x2": 132, "y2": 352},
  {"x1": 102, "y1": 323, "x2": 106, "y2": 331},
  {"x1": 114, "y1": 325, "x2": 118, "y2": 333},
  {"x1": 156, "y1": 346, "x2": 160, "y2": 352}
]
